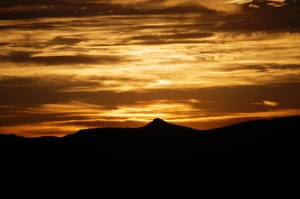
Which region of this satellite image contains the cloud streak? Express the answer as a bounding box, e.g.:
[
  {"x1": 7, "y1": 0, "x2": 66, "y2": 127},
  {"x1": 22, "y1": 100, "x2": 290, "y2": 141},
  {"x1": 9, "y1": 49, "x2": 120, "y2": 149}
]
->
[
  {"x1": 0, "y1": 51, "x2": 126, "y2": 65},
  {"x1": 263, "y1": 100, "x2": 279, "y2": 107},
  {"x1": 106, "y1": 0, "x2": 243, "y2": 13}
]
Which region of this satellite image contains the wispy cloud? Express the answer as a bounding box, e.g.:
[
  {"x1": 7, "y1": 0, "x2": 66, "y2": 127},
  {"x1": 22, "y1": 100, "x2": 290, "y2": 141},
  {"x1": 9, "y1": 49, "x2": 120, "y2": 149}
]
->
[
  {"x1": 0, "y1": 51, "x2": 126, "y2": 66},
  {"x1": 106, "y1": 0, "x2": 243, "y2": 13},
  {"x1": 263, "y1": 100, "x2": 279, "y2": 107},
  {"x1": 252, "y1": 100, "x2": 279, "y2": 107}
]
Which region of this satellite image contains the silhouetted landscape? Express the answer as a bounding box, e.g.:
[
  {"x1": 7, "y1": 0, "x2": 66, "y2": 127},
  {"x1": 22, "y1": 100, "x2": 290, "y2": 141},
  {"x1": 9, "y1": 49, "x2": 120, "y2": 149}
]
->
[{"x1": 1, "y1": 116, "x2": 300, "y2": 198}]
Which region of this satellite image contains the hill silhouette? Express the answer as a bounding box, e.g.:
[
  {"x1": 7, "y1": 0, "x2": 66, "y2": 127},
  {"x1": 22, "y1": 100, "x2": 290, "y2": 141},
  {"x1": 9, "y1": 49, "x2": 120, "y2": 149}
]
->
[{"x1": 1, "y1": 116, "x2": 300, "y2": 198}]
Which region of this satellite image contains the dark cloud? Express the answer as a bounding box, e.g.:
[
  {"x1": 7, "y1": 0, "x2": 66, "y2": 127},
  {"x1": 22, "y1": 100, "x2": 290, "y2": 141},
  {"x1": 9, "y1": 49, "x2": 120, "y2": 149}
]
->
[
  {"x1": 0, "y1": 22, "x2": 59, "y2": 31},
  {"x1": 245, "y1": 0, "x2": 300, "y2": 8},
  {"x1": 0, "y1": 76, "x2": 75, "y2": 107},
  {"x1": 215, "y1": 7, "x2": 300, "y2": 32},
  {"x1": 0, "y1": 111, "x2": 86, "y2": 127},
  {"x1": 6, "y1": 0, "x2": 274, "y2": 25},
  {"x1": 131, "y1": 32, "x2": 213, "y2": 40},
  {"x1": 0, "y1": 1, "x2": 140, "y2": 20},
  {"x1": 130, "y1": 84, "x2": 300, "y2": 114},
  {"x1": 224, "y1": 64, "x2": 300, "y2": 72},
  {"x1": 0, "y1": 51, "x2": 126, "y2": 65},
  {"x1": 58, "y1": 119, "x2": 145, "y2": 129},
  {"x1": 2, "y1": 1, "x2": 299, "y2": 35},
  {"x1": 49, "y1": 36, "x2": 83, "y2": 45},
  {"x1": 0, "y1": 0, "x2": 210, "y2": 20},
  {"x1": 0, "y1": 75, "x2": 137, "y2": 107},
  {"x1": 1, "y1": 0, "x2": 299, "y2": 35},
  {"x1": 0, "y1": 43, "x2": 9, "y2": 46},
  {"x1": 128, "y1": 32, "x2": 214, "y2": 44}
]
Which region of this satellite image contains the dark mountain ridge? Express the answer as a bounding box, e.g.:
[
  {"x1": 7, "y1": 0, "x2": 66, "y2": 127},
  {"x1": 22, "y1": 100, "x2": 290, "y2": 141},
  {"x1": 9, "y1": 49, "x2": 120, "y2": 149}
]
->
[{"x1": 1, "y1": 116, "x2": 300, "y2": 198}]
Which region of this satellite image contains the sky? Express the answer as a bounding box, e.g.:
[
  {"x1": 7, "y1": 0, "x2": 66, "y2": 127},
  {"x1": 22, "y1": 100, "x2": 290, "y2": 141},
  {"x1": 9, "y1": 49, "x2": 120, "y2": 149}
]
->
[{"x1": 0, "y1": 0, "x2": 300, "y2": 137}]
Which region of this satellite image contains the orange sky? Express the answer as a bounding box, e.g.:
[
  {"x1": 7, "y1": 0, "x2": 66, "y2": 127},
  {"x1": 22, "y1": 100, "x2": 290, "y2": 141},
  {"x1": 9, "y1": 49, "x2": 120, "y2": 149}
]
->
[{"x1": 0, "y1": 0, "x2": 300, "y2": 137}]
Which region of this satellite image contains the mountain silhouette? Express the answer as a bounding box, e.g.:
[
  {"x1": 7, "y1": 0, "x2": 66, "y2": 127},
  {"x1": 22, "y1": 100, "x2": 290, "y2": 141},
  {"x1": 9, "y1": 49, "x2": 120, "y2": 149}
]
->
[{"x1": 1, "y1": 116, "x2": 300, "y2": 198}]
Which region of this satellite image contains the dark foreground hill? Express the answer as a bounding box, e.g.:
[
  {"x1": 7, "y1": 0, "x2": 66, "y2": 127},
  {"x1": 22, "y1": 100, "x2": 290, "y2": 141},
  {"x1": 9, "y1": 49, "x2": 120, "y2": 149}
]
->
[{"x1": 1, "y1": 116, "x2": 300, "y2": 198}]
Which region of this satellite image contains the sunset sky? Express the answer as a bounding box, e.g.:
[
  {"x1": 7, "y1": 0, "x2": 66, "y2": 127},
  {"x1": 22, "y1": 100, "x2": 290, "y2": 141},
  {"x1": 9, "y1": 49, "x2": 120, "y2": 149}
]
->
[{"x1": 1, "y1": 0, "x2": 300, "y2": 137}]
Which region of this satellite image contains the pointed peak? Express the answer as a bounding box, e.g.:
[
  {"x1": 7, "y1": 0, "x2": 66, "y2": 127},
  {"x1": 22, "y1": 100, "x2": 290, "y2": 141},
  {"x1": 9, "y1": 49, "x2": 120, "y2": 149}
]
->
[
  {"x1": 152, "y1": 118, "x2": 167, "y2": 123},
  {"x1": 143, "y1": 118, "x2": 170, "y2": 129}
]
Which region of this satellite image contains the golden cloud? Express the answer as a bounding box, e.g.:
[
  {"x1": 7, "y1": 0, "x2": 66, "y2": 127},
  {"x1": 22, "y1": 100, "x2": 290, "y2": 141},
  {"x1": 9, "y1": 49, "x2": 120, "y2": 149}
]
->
[
  {"x1": 263, "y1": 100, "x2": 279, "y2": 107},
  {"x1": 107, "y1": 0, "x2": 242, "y2": 13}
]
